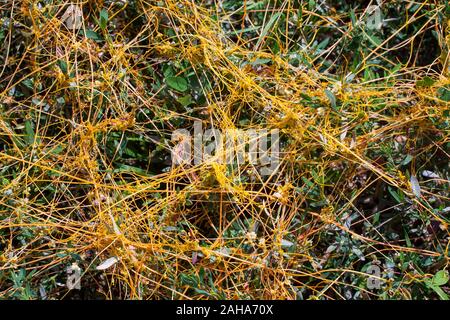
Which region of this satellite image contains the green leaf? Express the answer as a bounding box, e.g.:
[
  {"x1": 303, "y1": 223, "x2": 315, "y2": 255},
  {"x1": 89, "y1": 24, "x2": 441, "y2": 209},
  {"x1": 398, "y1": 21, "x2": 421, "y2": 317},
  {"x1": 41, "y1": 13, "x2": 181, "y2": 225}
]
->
[
  {"x1": 373, "y1": 211, "x2": 380, "y2": 224},
  {"x1": 50, "y1": 145, "x2": 64, "y2": 155},
  {"x1": 227, "y1": 25, "x2": 260, "y2": 35},
  {"x1": 325, "y1": 89, "x2": 336, "y2": 109},
  {"x1": 99, "y1": 9, "x2": 108, "y2": 30},
  {"x1": 428, "y1": 283, "x2": 449, "y2": 300},
  {"x1": 179, "y1": 273, "x2": 199, "y2": 288},
  {"x1": 400, "y1": 154, "x2": 413, "y2": 166},
  {"x1": 311, "y1": 169, "x2": 324, "y2": 185},
  {"x1": 316, "y1": 37, "x2": 330, "y2": 50},
  {"x1": 22, "y1": 78, "x2": 34, "y2": 90},
  {"x1": 432, "y1": 270, "x2": 449, "y2": 286},
  {"x1": 113, "y1": 163, "x2": 152, "y2": 176},
  {"x1": 365, "y1": 33, "x2": 383, "y2": 46},
  {"x1": 301, "y1": 176, "x2": 315, "y2": 189},
  {"x1": 391, "y1": 63, "x2": 402, "y2": 75},
  {"x1": 177, "y1": 94, "x2": 194, "y2": 106},
  {"x1": 24, "y1": 119, "x2": 35, "y2": 146},
  {"x1": 350, "y1": 9, "x2": 357, "y2": 26},
  {"x1": 166, "y1": 76, "x2": 188, "y2": 92},
  {"x1": 388, "y1": 186, "x2": 403, "y2": 204},
  {"x1": 403, "y1": 227, "x2": 412, "y2": 247},
  {"x1": 438, "y1": 87, "x2": 450, "y2": 101},
  {"x1": 250, "y1": 58, "x2": 272, "y2": 66},
  {"x1": 57, "y1": 60, "x2": 68, "y2": 74}
]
